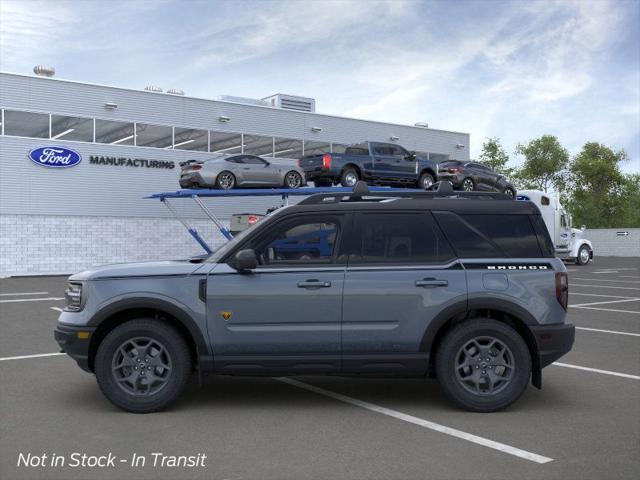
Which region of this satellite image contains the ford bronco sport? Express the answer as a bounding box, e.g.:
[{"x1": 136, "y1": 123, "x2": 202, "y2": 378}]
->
[{"x1": 55, "y1": 182, "x2": 574, "y2": 413}]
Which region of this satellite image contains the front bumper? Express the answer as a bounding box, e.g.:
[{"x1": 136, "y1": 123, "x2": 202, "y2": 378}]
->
[
  {"x1": 54, "y1": 323, "x2": 96, "y2": 372},
  {"x1": 530, "y1": 323, "x2": 575, "y2": 368}
]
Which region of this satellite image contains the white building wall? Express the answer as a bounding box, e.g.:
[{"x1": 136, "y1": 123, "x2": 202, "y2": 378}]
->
[
  {"x1": 587, "y1": 228, "x2": 640, "y2": 258},
  {"x1": 0, "y1": 215, "x2": 229, "y2": 277}
]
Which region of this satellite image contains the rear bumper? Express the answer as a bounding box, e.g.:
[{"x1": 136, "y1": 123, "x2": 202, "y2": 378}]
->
[
  {"x1": 54, "y1": 323, "x2": 96, "y2": 372},
  {"x1": 179, "y1": 172, "x2": 210, "y2": 188},
  {"x1": 530, "y1": 323, "x2": 575, "y2": 368},
  {"x1": 437, "y1": 173, "x2": 464, "y2": 187}
]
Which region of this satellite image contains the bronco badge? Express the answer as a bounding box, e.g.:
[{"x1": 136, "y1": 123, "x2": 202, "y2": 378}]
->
[{"x1": 220, "y1": 311, "x2": 232, "y2": 321}]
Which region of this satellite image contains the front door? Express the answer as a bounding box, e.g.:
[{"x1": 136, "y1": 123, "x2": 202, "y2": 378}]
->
[
  {"x1": 207, "y1": 213, "x2": 347, "y2": 373},
  {"x1": 341, "y1": 212, "x2": 467, "y2": 374}
]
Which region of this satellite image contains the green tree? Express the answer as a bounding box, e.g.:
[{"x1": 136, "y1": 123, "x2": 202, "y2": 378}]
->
[
  {"x1": 566, "y1": 142, "x2": 632, "y2": 228},
  {"x1": 479, "y1": 137, "x2": 513, "y2": 176},
  {"x1": 515, "y1": 135, "x2": 569, "y2": 192}
]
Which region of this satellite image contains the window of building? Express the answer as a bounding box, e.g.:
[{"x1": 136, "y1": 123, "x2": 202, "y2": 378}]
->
[
  {"x1": 350, "y1": 213, "x2": 455, "y2": 264},
  {"x1": 51, "y1": 115, "x2": 93, "y2": 142},
  {"x1": 461, "y1": 214, "x2": 542, "y2": 258},
  {"x1": 429, "y1": 153, "x2": 450, "y2": 163},
  {"x1": 252, "y1": 217, "x2": 340, "y2": 265},
  {"x1": 3, "y1": 110, "x2": 49, "y2": 138},
  {"x1": 331, "y1": 144, "x2": 348, "y2": 154},
  {"x1": 173, "y1": 127, "x2": 208, "y2": 151},
  {"x1": 211, "y1": 131, "x2": 243, "y2": 154},
  {"x1": 244, "y1": 134, "x2": 274, "y2": 156},
  {"x1": 273, "y1": 137, "x2": 303, "y2": 159},
  {"x1": 135, "y1": 123, "x2": 173, "y2": 148},
  {"x1": 95, "y1": 119, "x2": 135, "y2": 145},
  {"x1": 303, "y1": 141, "x2": 331, "y2": 156}
]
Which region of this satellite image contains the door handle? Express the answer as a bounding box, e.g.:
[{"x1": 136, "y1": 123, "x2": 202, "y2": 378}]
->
[
  {"x1": 415, "y1": 278, "x2": 448, "y2": 288},
  {"x1": 297, "y1": 280, "x2": 332, "y2": 289},
  {"x1": 242, "y1": 167, "x2": 251, "y2": 170}
]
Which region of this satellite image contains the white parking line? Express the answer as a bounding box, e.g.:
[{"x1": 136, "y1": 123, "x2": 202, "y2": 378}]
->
[
  {"x1": 619, "y1": 275, "x2": 640, "y2": 279},
  {"x1": 277, "y1": 377, "x2": 553, "y2": 464},
  {"x1": 572, "y1": 278, "x2": 640, "y2": 284},
  {"x1": 575, "y1": 327, "x2": 640, "y2": 337},
  {"x1": 553, "y1": 363, "x2": 640, "y2": 380},
  {"x1": 0, "y1": 297, "x2": 64, "y2": 303},
  {"x1": 571, "y1": 306, "x2": 640, "y2": 314},
  {"x1": 0, "y1": 352, "x2": 65, "y2": 362},
  {"x1": 570, "y1": 284, "x2": 640, "y2": 291},
  {"x1": 50, "y1": 307, "x2": 63, "y2": 312},
  {"x1": 569, "y1": 298, "x2": 640, "y2": 307},
  {"x1": 570, "y1": 292, "x2": 636, "y2": 299},
  {"x1": 0, "y1": 291, "x2": 49, "y2": 296}
]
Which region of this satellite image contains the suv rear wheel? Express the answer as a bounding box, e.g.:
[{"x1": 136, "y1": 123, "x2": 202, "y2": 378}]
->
[
  {"x1": 461, "y1": 177, "x2": 475, "y2": 191},
  {"x1": 436, "y1": 318, "x2": 531, "y2": 412},
  {"x1": 95, "y1": 319, "x2": 192, "y2": 413}
]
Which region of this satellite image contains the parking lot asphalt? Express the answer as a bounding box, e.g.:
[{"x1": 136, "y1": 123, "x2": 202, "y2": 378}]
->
[{"x1": 1, "y1": 257, "x2": 639, "y2": 480}]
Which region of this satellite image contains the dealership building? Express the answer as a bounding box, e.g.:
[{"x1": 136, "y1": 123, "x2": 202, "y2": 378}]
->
[{"x1": 0, "y1": 70, "x2": 470, "y2": 276}]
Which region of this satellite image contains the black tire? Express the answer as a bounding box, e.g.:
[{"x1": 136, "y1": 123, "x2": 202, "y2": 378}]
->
[
  {"x1": 216, "y1": 171, "x2": 236, "y2": 190},
  {"x1": 418, "y1": 172, "x2": 435, "y2": 190},
  {"x1": 95, "y1": 318, "x2": 192, "y2": 413},
  {"x1": 340, "y1": 168, "x2": 359, "y2": 187},
  {"x1": 576, "y1": 245, "x2": 591, "y2": 265},
  {"x1": 284, "y1": 171, "x2": 303, "y2": 189},
  {"x1": 436, "y1": 318, "x2": 531, "y2": 412},
  {"x1": 503, "y1": 187, "x2": 515, "y2": 198},
  {"x1": 461, "y1": 177, "x2": 475, "y2": 192}
]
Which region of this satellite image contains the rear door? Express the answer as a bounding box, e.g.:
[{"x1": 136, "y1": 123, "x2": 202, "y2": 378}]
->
[{"x1": 341, "y1": 211, "x2": 467, "y2": 374}]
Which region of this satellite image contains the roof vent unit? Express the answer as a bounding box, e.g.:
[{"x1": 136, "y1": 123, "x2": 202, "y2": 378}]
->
[
  {"x1": 167, "y1": 88, "x2": 185, "y2": 96},
  {"x1": 33, "y1": 65, "x2": 55, "y2": 77},
  {"x1": 262, "y1": 94, "x2": 316, "y2": 113},
  {"x1": 144, "y1": 85, "x2": 163, "y2": 93},
  {"x1": 216, "y1": 95, "x2": 270, "y2": 107}
]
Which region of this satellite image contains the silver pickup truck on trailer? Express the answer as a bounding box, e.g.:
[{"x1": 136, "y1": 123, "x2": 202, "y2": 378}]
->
[{"x1": 55, "y1": 182, "x2": 574, "y2": 413}]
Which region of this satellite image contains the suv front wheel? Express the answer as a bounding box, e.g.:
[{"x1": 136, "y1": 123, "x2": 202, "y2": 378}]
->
[
  {"x1": 95, "y1": 319, "x2": 192, "y2": 413},
  {"x1": 436, "y1": 318, "x2": 531, "y2": 412}
]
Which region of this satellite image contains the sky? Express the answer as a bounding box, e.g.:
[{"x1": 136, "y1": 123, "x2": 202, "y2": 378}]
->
[{"x1": 1, "y1": 0, "x2": 639, "y2": 172}]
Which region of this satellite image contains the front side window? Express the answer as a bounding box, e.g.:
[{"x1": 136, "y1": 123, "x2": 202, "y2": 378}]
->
[
  {"x1": 243, "y1": 155, "x2": 267, "y2": 165},
  {"x1": 250, "y1": 217, "x2": 341, "y2": 266},
  {"x1": 350, "y1": 213, "x2": 455, "y2": 264}
]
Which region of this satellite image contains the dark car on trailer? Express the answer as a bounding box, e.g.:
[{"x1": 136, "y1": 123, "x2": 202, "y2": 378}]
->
[
  {"x1": 438, "y1": 160, "x2": 516, "y2": 197},
  {"x1": 299, "y1": 141, "x2": 439, "y2": 189}
]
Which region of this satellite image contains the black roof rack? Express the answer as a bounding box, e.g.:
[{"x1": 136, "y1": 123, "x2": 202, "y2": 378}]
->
[{"x1": 298, "y1": 181, "x2": 512, "y2": 205}]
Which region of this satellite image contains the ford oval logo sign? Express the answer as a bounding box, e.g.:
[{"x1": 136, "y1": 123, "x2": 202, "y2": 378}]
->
[{"x1": 28, "y1": 146, "x2": 82, "y2": 168}]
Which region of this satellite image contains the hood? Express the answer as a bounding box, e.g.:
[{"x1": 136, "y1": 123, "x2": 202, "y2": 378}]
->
[{"x1": 69, "y1": 259, "x2": 208, "y2": 281}]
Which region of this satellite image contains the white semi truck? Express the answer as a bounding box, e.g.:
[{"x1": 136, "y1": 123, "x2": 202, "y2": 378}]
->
[{"x1": 517, "y1": 190, "x2": 593, "y2": 265}]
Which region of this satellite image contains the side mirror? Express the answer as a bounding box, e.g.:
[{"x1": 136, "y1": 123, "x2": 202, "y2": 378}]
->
[
  {"x1": 232, "y1": 249, "x2": 258, "y2": 271},
  {"x1": 581, "y1": 225, "x2": 586, "y2": 231},
  {"x1": 405, "y1": 151, "x2": 416, "y2": 160}
]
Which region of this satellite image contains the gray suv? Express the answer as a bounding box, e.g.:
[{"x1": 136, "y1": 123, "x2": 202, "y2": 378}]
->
[{"x1": 55, "y1": 183, "x2": 574, "y2": 413}]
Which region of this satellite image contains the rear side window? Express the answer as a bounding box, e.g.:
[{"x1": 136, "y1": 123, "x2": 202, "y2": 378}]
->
[
  {"x1": 530, "y1": 215, "x2": 555, "y2": 257},
  {"x1": 350, "y1": 213, "x2": 455, "y2": 264},
  {"x1": 433, "y1": 212, "x2": 502, "y2": 258},
  {"x1": 461, "y1": 215, "x2": 542, "y2": 258}
]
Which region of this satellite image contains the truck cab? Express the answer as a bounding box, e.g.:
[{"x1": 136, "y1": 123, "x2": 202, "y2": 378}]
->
[{"x1": 517, "y1": 190, "x2": 593, "y2": 265}]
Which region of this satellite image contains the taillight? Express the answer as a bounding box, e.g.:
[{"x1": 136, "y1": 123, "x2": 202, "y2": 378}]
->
[
  {"x1": 192, "y1": 165, "x2": 202, "y2": 171},
  {"x1": 322, "y1": 154, "x2": 331, "y2": 169},
  {"x1": 297, "y1": 159, "x2": 301, "y2": 167},
  {"x1": 248, "y1": 215, "x2": 259, "y2": 226},
  {"x1": 555, "y1": 272, "x2": 568, "y2": 310},
  {"x1": 448, "y1": 167, "x2": 460, "y2": 173}
]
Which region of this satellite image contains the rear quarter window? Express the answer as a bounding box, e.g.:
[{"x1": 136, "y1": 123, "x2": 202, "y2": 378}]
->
[{"x1": 434, "y1": 212, "x2": 544, "y2": 258}]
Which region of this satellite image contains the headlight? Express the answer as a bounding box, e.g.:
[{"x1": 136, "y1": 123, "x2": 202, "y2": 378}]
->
[{"x1": 64, "y1": 282, "x2": 84, "y2": 311}]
